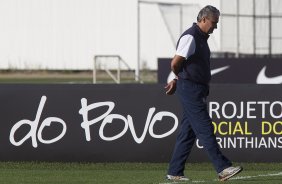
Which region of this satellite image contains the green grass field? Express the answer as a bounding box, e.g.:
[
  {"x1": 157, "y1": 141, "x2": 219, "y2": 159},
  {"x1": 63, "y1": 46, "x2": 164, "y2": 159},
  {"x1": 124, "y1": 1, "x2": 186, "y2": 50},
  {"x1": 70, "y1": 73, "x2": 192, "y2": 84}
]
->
[
  {"x1": 0, "y1": 162, "x2": 282, "y2": 184},
  {"x1": 0, "y1": 70, "x2": 157, "y2": 84}
]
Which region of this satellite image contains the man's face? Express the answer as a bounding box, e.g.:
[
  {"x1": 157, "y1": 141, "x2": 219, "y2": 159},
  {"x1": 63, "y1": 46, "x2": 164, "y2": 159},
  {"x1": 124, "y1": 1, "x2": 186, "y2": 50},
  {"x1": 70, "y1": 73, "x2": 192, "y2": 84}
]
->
[{"x1": 205, "y1": 15, "x2": 219, "y2": 34}]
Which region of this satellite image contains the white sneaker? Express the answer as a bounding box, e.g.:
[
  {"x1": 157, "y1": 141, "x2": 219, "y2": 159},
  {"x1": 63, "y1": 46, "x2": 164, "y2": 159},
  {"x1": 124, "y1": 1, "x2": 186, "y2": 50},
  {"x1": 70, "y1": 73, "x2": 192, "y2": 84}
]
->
[
  {"x1": 218, "y1": 166, "x2": 243, "y2": 181},
  {"x1": 166, "y1": 175, "x2": 190, "y2": 181}
]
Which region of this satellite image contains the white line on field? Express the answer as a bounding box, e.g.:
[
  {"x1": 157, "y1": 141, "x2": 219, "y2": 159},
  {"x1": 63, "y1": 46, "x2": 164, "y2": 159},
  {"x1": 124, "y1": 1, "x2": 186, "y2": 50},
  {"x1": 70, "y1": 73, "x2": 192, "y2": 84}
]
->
[
  {"x1": 159, "y1": 172, "x2": 282, "y2": 184},
  {"x1": 229, "y1": 172, "x2": 282, "y2": 181}
]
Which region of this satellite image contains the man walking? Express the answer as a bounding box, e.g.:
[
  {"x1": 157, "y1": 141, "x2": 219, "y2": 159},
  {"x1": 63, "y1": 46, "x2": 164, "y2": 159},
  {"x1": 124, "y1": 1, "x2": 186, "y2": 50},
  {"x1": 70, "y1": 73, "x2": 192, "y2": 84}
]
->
[{"x1": 165, "y1": 5, "x2": 242, "y2": 181}]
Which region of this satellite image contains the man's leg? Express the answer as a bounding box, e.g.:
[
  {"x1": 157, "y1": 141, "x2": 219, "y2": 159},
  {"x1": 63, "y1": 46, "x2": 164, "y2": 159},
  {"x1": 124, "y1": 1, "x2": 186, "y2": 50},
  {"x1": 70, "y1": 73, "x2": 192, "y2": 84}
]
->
[
  {"x1": 190, "y1": 115, "x2": 232, "y2": 173},
  {"x1": 177, "y1": 79, "x2": 232, "y2": 173},
  {"x1": 168, "y1": 113, "x2": 196, "y2": 176}
]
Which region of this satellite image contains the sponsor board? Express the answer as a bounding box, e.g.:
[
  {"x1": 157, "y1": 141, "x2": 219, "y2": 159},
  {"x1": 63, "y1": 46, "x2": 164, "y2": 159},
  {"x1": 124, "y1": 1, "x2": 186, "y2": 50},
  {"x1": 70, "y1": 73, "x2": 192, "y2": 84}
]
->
[
  {"x1": 158, "y1": 58, "x2": 282, "y2": 84},
  {"x1": 0, "y1": 84, "x2": 281, "y2": 162}
]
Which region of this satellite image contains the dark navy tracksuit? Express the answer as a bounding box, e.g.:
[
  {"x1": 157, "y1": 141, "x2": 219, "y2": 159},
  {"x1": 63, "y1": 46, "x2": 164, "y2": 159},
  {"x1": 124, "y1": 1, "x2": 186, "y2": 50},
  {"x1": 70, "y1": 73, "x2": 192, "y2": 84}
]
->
[{"x1": 168, "y1": 23, "x2": 232, "y2": 176}]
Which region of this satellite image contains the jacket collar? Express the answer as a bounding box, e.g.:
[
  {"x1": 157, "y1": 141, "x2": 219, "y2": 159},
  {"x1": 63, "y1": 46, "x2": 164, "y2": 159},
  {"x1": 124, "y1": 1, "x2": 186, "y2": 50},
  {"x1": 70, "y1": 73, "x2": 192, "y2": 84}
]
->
[{"x1": 193, "y1": 23, "x2": 210, "y2": 40}]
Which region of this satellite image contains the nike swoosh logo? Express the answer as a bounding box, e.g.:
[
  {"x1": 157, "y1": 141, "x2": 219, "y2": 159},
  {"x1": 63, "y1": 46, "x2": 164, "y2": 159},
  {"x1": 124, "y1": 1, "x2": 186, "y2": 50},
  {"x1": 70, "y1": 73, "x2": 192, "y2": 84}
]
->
[
  {"x1": 256, "y1": 66, "x2": 282, "y2": 84},
  {"x1": 167, "y1": 66, "x2": 230, "y2": 83},
  {"x1": 210, "y1": 66, "x2": 230, "y2": 75}
]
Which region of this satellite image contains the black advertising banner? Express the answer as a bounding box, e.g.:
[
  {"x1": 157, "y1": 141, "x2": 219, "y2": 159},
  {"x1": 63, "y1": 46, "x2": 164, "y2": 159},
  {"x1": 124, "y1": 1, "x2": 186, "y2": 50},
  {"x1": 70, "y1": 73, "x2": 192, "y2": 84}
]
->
[
  {"x1": 0, "y1": 84, "x2": 180, "y2": 162},
  {"x1": 158, "y1": 58, "x2": 282, "y2": 84},
  {"x1": 207, "y1": 84, "x2": 282, "y2": 162},
  {"x1": 158, "y1": 58, "x2": 172, "y2": 84},
  {"x1": 0, "y1": 84, "x2": 282, "y2": 162}
]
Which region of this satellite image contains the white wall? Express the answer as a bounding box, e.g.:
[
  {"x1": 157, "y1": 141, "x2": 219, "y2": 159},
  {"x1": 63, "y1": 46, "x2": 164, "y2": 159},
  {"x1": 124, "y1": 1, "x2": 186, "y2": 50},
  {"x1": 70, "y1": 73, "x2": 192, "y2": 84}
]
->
[{"x1": 0, "y1": 0, "x2": 219, "y2": 70}]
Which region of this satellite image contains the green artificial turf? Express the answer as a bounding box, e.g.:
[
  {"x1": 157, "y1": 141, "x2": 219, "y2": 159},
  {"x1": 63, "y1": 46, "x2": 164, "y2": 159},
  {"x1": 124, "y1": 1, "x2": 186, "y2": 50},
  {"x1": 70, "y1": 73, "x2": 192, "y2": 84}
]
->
[{"x1": 0, "y1": 162, "x2": 281, "y2": 184}]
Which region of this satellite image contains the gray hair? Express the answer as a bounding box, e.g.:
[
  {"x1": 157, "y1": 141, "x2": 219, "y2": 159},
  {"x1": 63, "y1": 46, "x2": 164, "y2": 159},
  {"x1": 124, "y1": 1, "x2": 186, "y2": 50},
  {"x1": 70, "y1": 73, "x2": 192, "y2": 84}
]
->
[{"x1": 197, "y1": 5, "x2": 220, "y2": 22}]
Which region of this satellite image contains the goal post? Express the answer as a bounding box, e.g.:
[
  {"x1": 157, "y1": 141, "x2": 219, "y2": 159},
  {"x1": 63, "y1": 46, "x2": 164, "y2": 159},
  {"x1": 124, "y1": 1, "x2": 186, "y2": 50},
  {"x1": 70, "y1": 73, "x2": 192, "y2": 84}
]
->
[{"x1": 93, "y1": 55, "x2": 142, "y2": 84}]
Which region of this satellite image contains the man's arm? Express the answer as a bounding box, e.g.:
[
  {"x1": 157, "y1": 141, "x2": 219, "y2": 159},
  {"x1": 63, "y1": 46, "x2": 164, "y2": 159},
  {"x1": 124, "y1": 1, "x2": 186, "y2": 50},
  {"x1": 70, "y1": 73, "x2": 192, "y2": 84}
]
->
[
  {"x1": 165, "y1": 55, "x2": 185, "y2": 95},
  {"x1": 165, "y1": 34, "x2": 194, "y2": 95},
  {"x1": 171, "y1": 55, "x2": 185, "y2": 76}
]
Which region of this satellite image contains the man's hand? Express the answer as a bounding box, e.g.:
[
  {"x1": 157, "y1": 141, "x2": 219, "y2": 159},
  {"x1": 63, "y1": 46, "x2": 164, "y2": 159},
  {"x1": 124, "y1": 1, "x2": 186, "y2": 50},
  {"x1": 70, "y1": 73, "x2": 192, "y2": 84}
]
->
[
  {"x1": 165, "y1": 54, "x2": 183, "y2": 95},
  {"x1": 165, "y1": 79, "x2": 177, "y2": 95}
]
